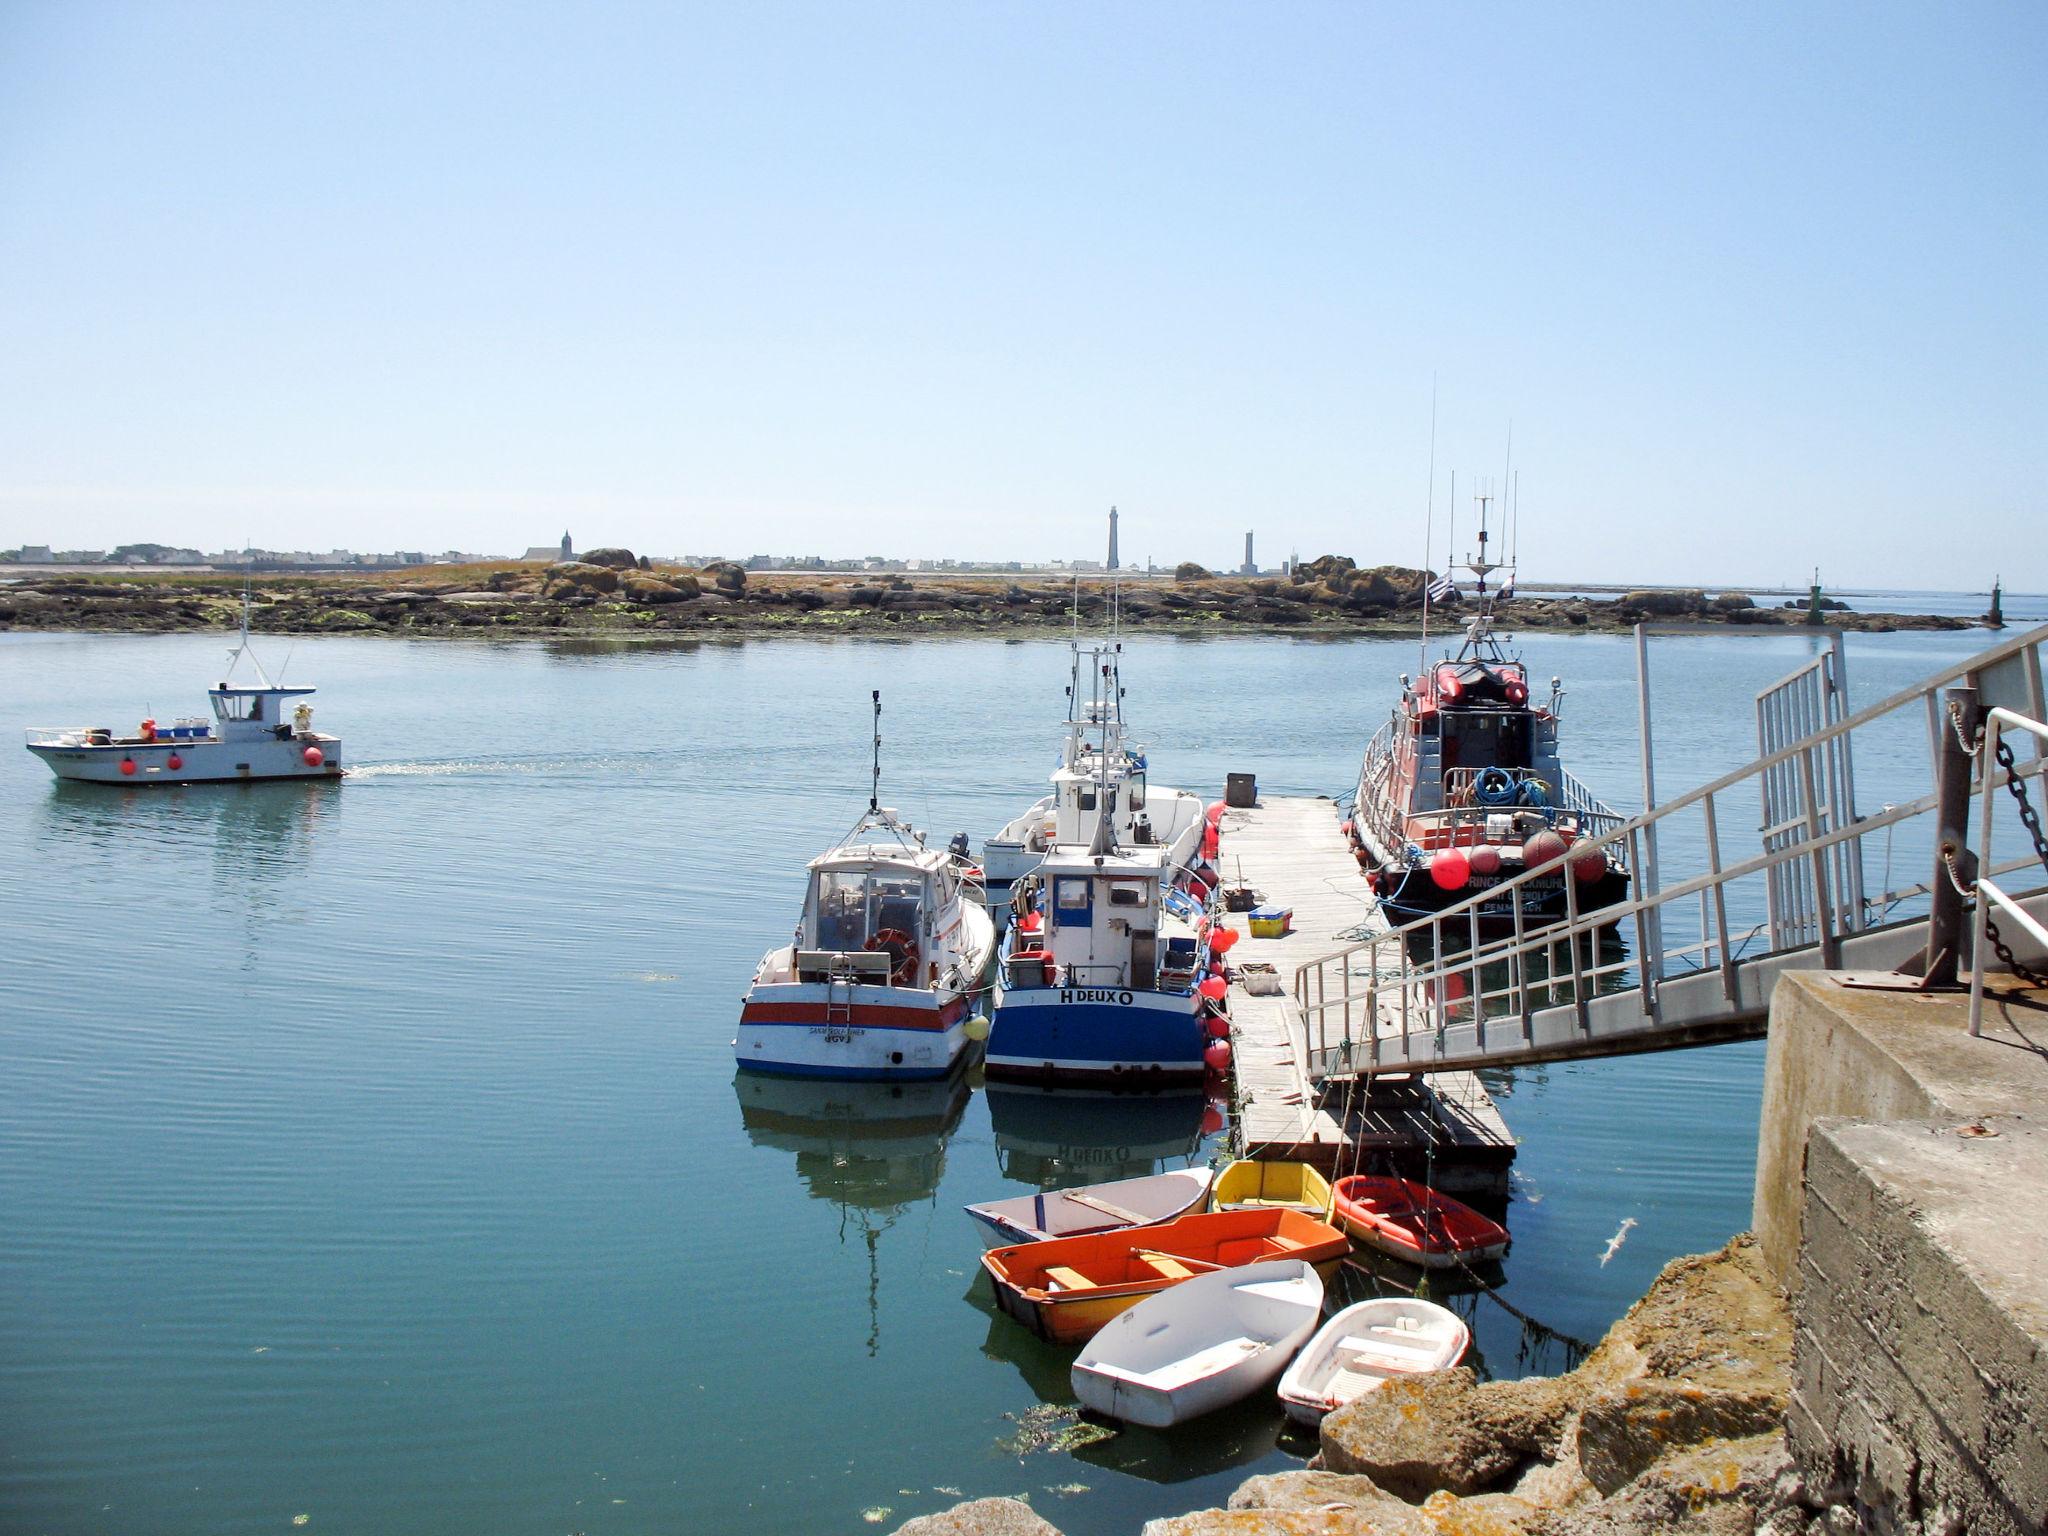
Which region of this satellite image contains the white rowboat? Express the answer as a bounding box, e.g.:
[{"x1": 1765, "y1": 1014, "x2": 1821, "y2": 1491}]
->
[
  {"x1": 1276, "y1": 1296, "x2": 1470, "y2": 1427},
  {"x1": 1071, "y1": 1259, "x2": 1323, "y2": 1428}
]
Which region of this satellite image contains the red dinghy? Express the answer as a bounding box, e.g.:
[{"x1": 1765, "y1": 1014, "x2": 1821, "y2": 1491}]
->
[{"x1": 1330, "y1": 1176, "x2": 1510, "y2": 1270}]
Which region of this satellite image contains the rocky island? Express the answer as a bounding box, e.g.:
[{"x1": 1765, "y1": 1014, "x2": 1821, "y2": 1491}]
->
[{"x1": 0, "y1": 552, "x2": 1974, "y2": 640}]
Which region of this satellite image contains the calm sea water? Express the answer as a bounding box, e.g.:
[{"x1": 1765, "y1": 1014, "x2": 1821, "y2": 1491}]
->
[{"x1": 0, "y1": 624, "x2": 1999, "y2": 1535}]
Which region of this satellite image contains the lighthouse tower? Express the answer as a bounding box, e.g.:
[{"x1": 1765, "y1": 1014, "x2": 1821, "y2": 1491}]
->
[{"x1": 1107, "y1": 506, "x2": 1120, "y2": 571}]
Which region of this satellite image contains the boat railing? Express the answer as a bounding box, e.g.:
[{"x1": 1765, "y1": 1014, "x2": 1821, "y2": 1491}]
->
[
  {"x1": 1296, "y1": 621, "x2": 2048, "y2": 1078},
  {"x1": 24, "y1": 726, "x2": 93, "y2": 745}
]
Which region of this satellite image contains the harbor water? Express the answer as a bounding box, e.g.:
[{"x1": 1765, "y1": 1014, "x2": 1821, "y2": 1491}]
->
[{"x1": 0, "y1": 625, "x2": 1997, "y2": 1535}]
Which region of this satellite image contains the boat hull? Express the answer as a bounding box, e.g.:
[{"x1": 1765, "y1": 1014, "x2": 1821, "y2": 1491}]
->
[
  {"x1": 1330, "y1": 1176, "x2": 1511, "y2": 1269},
  {"x1": 981, "y1": 1207, "x2": 1350, "y2": 1345},
  {"x1": 1209, "y1": 1159, "x2": 1333, "y2": 1217},
  {"x1": 1072, "y1": 1260, "x2": 1324, "y2": 1428},
  {"x1": 984, "y1": 983, "x2": 1205, "y2": 1085},
  {"x1": 28, "y1": 735, "x2": 343, "y2": 785},
  {"x1": 1369, "y1": 857, "x2": 1630, "y2": 932},
  {"x1": 1276, "y1": 1296, "x2": 1470, "y2": 1426},
  {"x1": 965, "y1": 1167, "x2": 1215, "y2": 1248},
  {"x1": 734, "y1": 985, "x2": 974, "y2": 1081}
]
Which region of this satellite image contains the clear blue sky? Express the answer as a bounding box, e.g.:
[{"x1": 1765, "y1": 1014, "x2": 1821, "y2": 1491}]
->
[{"x1": 2, "y1": 2, "x2": 2042, "y2": 587}]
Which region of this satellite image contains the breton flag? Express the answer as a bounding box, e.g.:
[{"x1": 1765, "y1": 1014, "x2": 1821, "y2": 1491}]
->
[
  {"x1": 1426, "y1": 572, "x2": 1457, "y2": 603},
  {"x1": 1498, "y1": 580, "x2": 1515, "y2": 601}
]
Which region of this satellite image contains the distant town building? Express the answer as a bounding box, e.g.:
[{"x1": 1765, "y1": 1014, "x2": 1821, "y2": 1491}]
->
[
  {"x1": 1240, "y1": 531, "x2": 1256, "y2": 575},
  {"x1": 15, "y1": 545, "x2": 54, "y2": 563}
]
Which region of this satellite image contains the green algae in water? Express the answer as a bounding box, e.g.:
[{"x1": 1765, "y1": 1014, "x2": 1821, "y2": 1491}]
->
[{"x1": 996, "y1": 1404, "x2": 1117, "y2": 1457}]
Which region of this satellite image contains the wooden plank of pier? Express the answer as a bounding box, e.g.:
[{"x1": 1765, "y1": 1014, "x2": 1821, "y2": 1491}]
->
[{"x1": 1215, "y1": 793, "x2": 1517, "y2": 1191}]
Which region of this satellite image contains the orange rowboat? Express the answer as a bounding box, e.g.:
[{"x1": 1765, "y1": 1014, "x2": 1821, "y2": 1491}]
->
[
  {"x1": 1329, "y1": 1175, "x2": 1509, "y2": 1269},
  {"x1": 982, "y1": 1207, "x2": 1350, "y2": 1344}
]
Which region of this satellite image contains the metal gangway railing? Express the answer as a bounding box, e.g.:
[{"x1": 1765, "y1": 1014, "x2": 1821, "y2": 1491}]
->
[{"x1": 1300, "y1": 623, "x2": 2048, "y2": 1079}]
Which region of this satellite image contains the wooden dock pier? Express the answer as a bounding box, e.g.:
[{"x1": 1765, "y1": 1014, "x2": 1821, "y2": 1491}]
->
[{"x1": 1214, "y1": 792, "x2": 1517, "y2": 1198}]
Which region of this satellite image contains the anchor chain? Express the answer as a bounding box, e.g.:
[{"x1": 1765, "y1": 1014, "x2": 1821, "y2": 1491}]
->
[{"x1": 1944, "y1": 722, "x2": 2048, "y2": 988}]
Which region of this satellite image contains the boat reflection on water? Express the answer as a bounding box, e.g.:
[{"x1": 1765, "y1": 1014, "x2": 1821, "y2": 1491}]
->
[
  {"x1": 735, "y1": 1067, "x2": 971, "y2": 1208},
  {"x1": 734, "y1": 1067, "x2": 972, "y2": 1355},
  {"x1": 986, "y1": 1085, "x2": 1216, "y2": 1186}
]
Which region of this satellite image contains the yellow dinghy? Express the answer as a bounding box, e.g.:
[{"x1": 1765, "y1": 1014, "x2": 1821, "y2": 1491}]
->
[{"x1": 1209, "y1": 1159, "x2": 1332, "y2": 1218}]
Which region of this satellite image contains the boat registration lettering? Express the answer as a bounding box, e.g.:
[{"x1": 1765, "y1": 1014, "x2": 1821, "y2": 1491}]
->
[{"x1": 1059, "y1": 987, "x2": 1135, "y2": 1006}]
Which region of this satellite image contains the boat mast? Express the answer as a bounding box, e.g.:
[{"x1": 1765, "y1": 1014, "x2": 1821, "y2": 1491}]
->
[{"x1": 868, "y1": 689, "x2": 882, "y2": 814}]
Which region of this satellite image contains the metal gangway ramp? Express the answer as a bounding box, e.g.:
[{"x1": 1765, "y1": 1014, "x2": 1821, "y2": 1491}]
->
[{"x1": 1303, "y1": 623, "x2": 2048, "y2": 1081}]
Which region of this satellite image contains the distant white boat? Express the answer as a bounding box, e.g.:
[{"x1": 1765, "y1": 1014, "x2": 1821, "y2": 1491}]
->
[
  {"x1": 1276, "y1": 1295, "x2": 1470, "y2": 1427},
  {"x1": 964, "y1": 1166, "x2": 1214, "y2": 1249},
  {"x1": 24, "y1": 595, "x2": 342, "y2": 785},
  {"x1": 1071, "y1": 1258, "x2": 1323, "y2": 1428}
]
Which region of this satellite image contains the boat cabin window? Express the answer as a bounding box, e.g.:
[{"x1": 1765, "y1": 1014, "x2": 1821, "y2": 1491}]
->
[
  {"x1": 1438, "y1": 711, "x2": 1533, "y2": 778},
  {"x1": 1127, "y1": 774, "x2": 1146, "y2": 810},
  {"x1": 1052, "y1": 877, "x2": 1092, "y2": 925},
  {"x1": 1075, "y1": 786, "x2": 1116, "y2": 814},
  {"x1": 1103, "y1": 880, "x2": 1150, "y2": 908},
  {"x1": 810, "y1": 870, "x2": 926, "y2": 951},
  {"x1": 212, "y1": 692, "x2": 265, "y2": 722}
]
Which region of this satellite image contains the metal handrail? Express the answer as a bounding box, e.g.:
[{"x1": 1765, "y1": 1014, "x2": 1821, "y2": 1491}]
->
[
  {"x1": 1298, "y1": 622, "x2": 2048, "y2": 1077},
  {"x1": 1970, "y1": 705, "x2": 2048, "y2": 1036}
]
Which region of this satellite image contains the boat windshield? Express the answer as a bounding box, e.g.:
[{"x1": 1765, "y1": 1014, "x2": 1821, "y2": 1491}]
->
[{"x1": 810, "y1": 869, "x2": 926, "y2": 951}]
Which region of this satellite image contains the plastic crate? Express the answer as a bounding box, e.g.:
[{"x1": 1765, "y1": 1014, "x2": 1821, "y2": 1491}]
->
[{"x1": 1248, "y1": 907, "x2": 1292, "y2": 938}]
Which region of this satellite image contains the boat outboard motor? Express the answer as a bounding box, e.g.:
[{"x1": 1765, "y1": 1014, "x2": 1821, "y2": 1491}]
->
[{"x1": 949, "y1": 830, "x2": 972, "y2": 860}]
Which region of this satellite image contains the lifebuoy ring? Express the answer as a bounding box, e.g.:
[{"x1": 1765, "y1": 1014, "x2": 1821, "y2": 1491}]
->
[{"x1": 865, "y1": 928, "x2": 920, "y2": 986}]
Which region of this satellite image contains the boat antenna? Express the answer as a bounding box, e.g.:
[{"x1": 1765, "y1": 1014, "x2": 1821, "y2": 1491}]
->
[
  {"x1": 1418, "y1": 378, "x2": 1437, "y2": 674},
  {"x1": 868, "y1": 689, "x2": 882, "y2": 814}
]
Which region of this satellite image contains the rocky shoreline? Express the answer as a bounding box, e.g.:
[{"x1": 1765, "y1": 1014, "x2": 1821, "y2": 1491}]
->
[
  {"x1": 0, "y1": 553, "x2": 1976, "y2": 640},
  {"x1": 899, "y1": 1236, "x2": 1857, "y2": 1536}
]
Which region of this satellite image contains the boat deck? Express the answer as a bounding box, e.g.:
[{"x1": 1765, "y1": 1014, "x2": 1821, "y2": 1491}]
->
[{"x1": 1214, "y1": 793, "x2": 1515, "y2": 1196}]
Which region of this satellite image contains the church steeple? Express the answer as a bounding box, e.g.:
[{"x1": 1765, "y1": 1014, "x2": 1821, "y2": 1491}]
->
[{"x1": 560, "y1": 529, "x2": 573, "y2": 560}]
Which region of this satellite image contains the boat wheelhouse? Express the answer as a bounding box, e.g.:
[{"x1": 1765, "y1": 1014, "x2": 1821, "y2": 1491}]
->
[
  {"x1": 983, "y1": 842, "x2": 1212, "y2": 1083},
  {"x1": 24, "y1": 599, "x2": 342, "y2": 785},
  {"x1": 982, "y1": 640, "x2": 1206, "y2": 912},
  {"x1": 737, "y1": 695, "x2": 996, "y2": 1081},
  {"x1": 1348, "y1": 491, "x2": 1628, "y2": 931}
]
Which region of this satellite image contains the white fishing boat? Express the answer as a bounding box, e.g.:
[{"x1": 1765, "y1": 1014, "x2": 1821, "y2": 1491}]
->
[
  {"x1": 982, "y1": 639, "x2": 1207, "y2": 912},
  {"x1": 736, "y1": 693, "x2": 996, "y2": 1081},
  {"x1": 1071, "y1": 1259, "x2": 1324, "y2": 1428},
  {"x1": 24, "y1": 595, "x2": 342, "y2": 785},
  {"x1": 964, "y1": 1166, "x2": 1215, "y2": 1249},
  {"x1": 1276, "y1": 1296, "x2": 1471, "y2": 1427}
]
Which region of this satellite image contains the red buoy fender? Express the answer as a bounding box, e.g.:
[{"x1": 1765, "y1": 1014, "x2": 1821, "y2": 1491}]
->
[
  {"x1": 166, "y1": 753, "x2": 184, "y2": 771},
  {"x1": 302, "y1": 746, "x2": 325, "y2": 767},
  {"x1": 119, "y1": 758, "x2": 137, "y2": 776},
  {"x1": 1203, "y1": 1039, "x2": 1233, "y2": 1072}
]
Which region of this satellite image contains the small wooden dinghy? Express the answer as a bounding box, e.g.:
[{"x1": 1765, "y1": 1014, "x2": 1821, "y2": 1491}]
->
[
  {"x1": 982, "y1": 1207, "x2": 1351, "y2": 1344},
  {"x1": 1329, "y1": 1176, "x2": 1510, "y2": 1269},
  {"x1": 965, "y1": 1167, "x2": 1216, "y2": 1248},
  {"x1": 1073, "y1": 1259, "x2": 1324, "y2": 1428},
  {"x1": 1276, "y1": 1296, "x2": 1470, "y2": 1426},
  {"x1": 1209, "y1": 1159, "x2": 1332, "y2": 1217}
]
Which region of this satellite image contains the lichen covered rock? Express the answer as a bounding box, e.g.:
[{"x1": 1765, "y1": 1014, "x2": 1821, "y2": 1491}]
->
[
  {"x1": 1319, "y1": 1369, "x2": 1577, "y2": 1499},
  {"x1": 892, "y1": 1497, "x2": 1064, "y2": 1536}
]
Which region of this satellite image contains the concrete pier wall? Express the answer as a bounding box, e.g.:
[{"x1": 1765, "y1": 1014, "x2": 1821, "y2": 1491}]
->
[
  {"x1": 1794, "y1": 1115, "x2": 2048, "y2": 1535},
  {"x1": 1755, "y1": 970, "x2": 2048, "y2": 1534},
  {"x1": 1752, "y1": 971, "x2": 2045, "y2": 1287}
]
